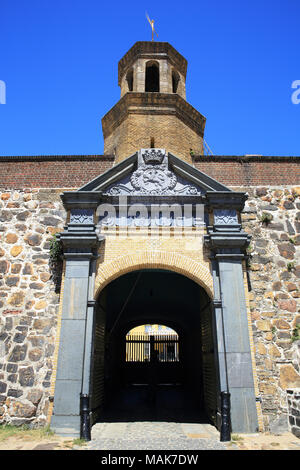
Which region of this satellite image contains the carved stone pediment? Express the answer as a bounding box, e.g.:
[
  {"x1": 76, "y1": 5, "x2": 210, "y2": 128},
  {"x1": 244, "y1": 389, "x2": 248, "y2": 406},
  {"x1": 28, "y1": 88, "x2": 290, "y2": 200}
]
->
[
  {"x1": 103, "y1": 149, "x2": 203, "y2": 196},
  {"x1": 78, "y1": 148, "x2": 232, "y2": 195}
]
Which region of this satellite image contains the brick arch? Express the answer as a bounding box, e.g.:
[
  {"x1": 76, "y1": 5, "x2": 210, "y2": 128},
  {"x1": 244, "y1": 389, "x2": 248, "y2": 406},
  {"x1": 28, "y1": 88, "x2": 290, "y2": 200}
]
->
[{"x1": 94, "y1": 251, "x2": 214, "y2": 298}]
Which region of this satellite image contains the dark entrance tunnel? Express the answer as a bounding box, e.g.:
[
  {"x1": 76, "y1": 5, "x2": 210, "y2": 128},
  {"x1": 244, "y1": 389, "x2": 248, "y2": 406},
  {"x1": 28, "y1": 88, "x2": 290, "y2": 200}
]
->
[{"x1": 90, "y1": 269, "x2": 218, "y2": 425}]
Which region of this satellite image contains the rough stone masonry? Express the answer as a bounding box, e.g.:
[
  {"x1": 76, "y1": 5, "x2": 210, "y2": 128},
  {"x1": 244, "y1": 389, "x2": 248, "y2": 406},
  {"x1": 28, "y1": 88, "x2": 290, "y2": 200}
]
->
[{"x1": 0, "y1": 188, "x2": 66, "y2": 426}]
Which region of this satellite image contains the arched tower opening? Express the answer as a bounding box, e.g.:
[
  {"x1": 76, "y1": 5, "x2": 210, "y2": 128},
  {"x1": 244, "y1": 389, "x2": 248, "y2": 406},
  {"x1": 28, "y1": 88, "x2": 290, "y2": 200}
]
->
[
  {"x1": 126, "y1": 68, "x2": 134, "y2": 92},
  {"x1": 172, "y1": 70, "x2": 180, "y2": 94},
  {"x1": 145, "y1": 61, "x2": 160, "y2": 92}
]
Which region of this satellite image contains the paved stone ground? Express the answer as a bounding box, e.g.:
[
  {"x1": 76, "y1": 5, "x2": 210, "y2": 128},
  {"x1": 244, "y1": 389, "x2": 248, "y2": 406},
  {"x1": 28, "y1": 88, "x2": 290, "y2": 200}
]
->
[
  {"x1": 85, "y1": 421, "x2": 229, "y2": 450},
  {"x1": 0, "y1": 436, "x2": 74, "y2": 451},
  {"x1": 0, "y1": 425, "x2": 299, "y2": 450}
]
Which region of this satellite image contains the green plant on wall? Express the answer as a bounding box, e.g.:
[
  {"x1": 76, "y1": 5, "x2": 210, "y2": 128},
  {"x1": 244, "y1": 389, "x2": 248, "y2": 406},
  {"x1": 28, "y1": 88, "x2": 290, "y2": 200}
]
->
[
  {"x1": 49, "y1": 233, "x2": 62, "y2": 262},
  {"x1": 246, "y1": 244, "x2": 253, "y2": 268},
  {"x1": 291, "y1": 325, "x2": 300, "y2": 342},
  {"x1": 246, "y1": 244, "x2": 254, "y2": 254},
  {"x1": 259, "y1": 212, "x2": 273, "y2": 225},
  {"x1": 49, "y1": 233, "x2": 63, "y2": 293},
  {"x1": 287, "y1": 262, "x2": 295, "y2": 272}
]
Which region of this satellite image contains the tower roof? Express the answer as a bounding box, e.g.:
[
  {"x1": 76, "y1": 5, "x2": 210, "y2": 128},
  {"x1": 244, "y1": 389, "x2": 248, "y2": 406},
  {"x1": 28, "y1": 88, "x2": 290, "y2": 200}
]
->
[{"x1": 118, "y1": 41, "x2": 188, "y2": 86}]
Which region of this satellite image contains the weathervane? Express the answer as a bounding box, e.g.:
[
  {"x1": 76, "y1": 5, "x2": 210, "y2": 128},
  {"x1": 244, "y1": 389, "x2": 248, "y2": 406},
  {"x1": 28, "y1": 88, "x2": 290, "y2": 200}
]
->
[{"x1": 146, "y1": 12, "x2": 158, "y2": 41}]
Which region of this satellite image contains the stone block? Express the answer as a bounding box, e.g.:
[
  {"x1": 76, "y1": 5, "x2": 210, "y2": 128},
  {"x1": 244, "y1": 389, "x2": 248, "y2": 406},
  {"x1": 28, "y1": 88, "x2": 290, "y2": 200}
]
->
[
  {"x1": 226, "y1": 352, "x2": 255, "y2": 388},
  {"x1": 273, "y1": 319, "x2": 290, "y2": 330},
  {"x1": 10, "y1": 399, "x2": 36, "y2": 418},
  {"x1": 278, "y1": 299, "x2": 297, "y2": 313},
  {"x1": 26, "y1": 389, "x2": 43, "y2": 405},
  {"x1": 7, "y1": 292, "x2": 25, "y2": 307},
  {"x1": 278, "y1": 243, "x2": 296, "y2": 259},
  {"x1": 33, "y1": 300, "x2": 47, "y2": 311},
  {"x1": 56, "y1": 320, "x2": 86, "y2": 381},
  {"x1": 24, "y1": 233, "x2": 42, "y2": 246},
  {"x1": 279, "y1": 365, "x2": 300, "y2": 390},
  {"x1": 52, "y1": 380, "x2": 81, "y2": 415},
  {"x1": 0, "y1": 260, "x2": 10, "y2": 273},
  {"x1": 5, "y1": 233, "x2": 18, "y2": 244},
  {"x1": 8, "y1": 345, "x2": 27, "y2": 362},
  {"x1": 50, "y1": 415, "x2": 81, "y2": 437},
  {"x1": 268, "y1": 344, "x2": 281, "y2": 358},
  {"x1": 19, "y1": 367, "x2": 35, "y2": 387},
  {"x1": 256, "y1": 320, "x2": 271, "y2": 332}
]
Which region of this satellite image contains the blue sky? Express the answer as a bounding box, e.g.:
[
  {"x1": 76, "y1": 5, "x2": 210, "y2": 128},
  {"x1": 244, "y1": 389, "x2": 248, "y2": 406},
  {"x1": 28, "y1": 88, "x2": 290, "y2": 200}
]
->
[{"x1": 0, "y1": 0, "x2": 299, "y2": 156}]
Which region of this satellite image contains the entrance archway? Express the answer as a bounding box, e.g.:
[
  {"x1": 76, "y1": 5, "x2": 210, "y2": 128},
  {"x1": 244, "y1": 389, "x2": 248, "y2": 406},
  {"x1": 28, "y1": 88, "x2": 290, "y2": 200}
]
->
[{"x1": 90, "y1": 269, "x2": 218, "y2": 427}]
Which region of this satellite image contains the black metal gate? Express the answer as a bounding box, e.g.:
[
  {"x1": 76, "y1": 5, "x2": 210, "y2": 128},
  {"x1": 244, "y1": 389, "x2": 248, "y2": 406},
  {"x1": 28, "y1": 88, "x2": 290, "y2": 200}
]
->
[
  {"x1": 124, "y1": 334, "x2": 182, "y2": 385},
  {"x1": 126, "y1": 334, "x2": 179, "y2": 363}
]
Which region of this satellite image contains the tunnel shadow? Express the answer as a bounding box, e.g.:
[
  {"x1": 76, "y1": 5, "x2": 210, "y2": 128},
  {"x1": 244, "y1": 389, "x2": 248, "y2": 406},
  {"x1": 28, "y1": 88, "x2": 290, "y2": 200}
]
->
[
  {"x1": 92, "y1": 269, "x2": 217, "y2": 427},
  {"x1": 101, "y1": 383, "x2": 210, "y2": 424}
]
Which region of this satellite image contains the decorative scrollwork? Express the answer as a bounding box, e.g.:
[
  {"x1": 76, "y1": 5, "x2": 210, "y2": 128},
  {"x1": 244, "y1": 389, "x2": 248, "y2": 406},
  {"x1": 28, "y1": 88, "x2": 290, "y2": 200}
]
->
[
  {"x1": 214, "y1": 209, "x2": 238, "y2": 225},
  {"x1": 131, "y1": 166, "x2": 177, "y2": 194},
  {"x1": 142, "y1": 149, "x2": 165, "y2": 165},
  {"x1": 103, "y1": 150, "x2": 202, "y2": 196},
  {"x1": 70, "y1": 209, "x2": 94, "y2": 224}
]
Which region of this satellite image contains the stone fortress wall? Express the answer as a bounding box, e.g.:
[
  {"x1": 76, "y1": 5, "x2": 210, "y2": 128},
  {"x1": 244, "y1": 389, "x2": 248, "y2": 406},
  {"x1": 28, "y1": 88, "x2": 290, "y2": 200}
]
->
[{"x1": 0, "y1": 156, "x2": 299, "y2": 432}]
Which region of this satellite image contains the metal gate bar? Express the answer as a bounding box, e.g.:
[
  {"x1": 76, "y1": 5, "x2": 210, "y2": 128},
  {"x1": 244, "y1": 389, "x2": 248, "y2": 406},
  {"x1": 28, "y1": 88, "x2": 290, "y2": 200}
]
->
[{"x1": 125, "y1": 334, "x2": 179, "y2": 362}]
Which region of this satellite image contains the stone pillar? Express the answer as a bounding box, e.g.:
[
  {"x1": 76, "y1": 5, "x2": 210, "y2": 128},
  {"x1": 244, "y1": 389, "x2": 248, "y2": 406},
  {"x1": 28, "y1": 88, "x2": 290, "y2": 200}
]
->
[
  {"x1": 160, "y1": 59, "x2": 171, "y2": 93},
  {"x1": 177, "y1": 72, "x2": 186, "y2": 100},
  {"x1": 135, "y1": 58, "x2": 145, "y2": 92},
  {"x1": 51, "y1": 192, "x2": 103, "y2": 437},
  {"x1": 210, "y1": 261, "x2": 227, "y2": 429},
  {"x1": 204, "y1": 191, "x2": 259, "y2": 433}
]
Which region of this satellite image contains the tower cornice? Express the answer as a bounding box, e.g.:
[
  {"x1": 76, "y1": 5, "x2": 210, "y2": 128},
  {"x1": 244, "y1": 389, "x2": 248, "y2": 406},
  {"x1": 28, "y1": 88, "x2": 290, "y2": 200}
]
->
[{"x1": 102, "y1": 91, "x2": 206, "y2": 139}]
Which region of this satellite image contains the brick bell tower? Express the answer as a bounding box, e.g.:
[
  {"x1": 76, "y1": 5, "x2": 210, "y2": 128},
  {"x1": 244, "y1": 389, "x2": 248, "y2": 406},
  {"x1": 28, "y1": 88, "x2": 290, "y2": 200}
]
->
[{"x1": 101, "y1": 41, "x2": 206, "y2": 164}]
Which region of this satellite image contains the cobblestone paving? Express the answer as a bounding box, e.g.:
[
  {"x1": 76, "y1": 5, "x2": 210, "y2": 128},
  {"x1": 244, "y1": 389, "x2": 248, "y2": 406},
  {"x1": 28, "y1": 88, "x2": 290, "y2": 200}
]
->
[{"x1": 85, "y1": 422, "x2": 228, "y2": 450}]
